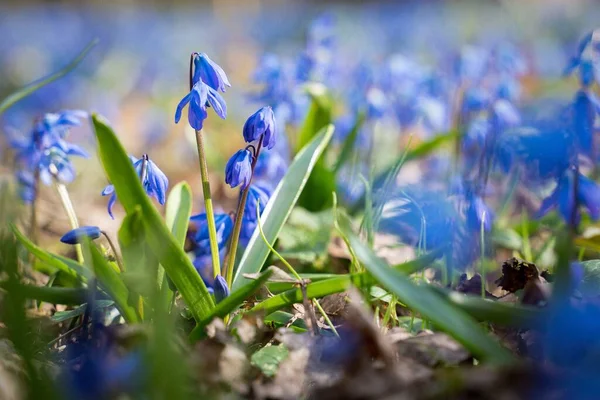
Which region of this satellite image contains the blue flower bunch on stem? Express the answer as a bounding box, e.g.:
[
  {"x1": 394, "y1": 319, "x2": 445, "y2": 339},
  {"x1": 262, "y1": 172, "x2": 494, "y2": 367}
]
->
[
  {"x1": 11, "y1": 110, "x2": 89, "y2": 262},
  {"x1": 174, "y1": 52, "x2": 230, "y2": 281},
  {"x1": 223, "y1": 106, "x2": 277, "y2": 289}
]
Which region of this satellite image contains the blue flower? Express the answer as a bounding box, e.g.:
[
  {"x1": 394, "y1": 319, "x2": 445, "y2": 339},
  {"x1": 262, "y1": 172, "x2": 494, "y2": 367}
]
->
[
  {"x1": 213, "y1": 274, "x2": 230, "y2": 303},
  {"x1": 225, "y1": 149, "x2": 254, "y2": 189},
  {"x1": 11, "y1": 110, "x2": 89, "y2": 202},
  {"x1": 102, "y1": 155, "x2": 169, "y2": 219},
  {"x1": 60, "y1": 226, "x2": 102, "y2": 244},
  {"x1": 564, "y1": 31, "x2": 598, "y2": 87},
  {"x1": 254, "y1": 150, "x2": 288, "y2": 189},
  {"x1": 192, "y1": 53, "x2": 230, "y2": 92},
  {"x1": 189, "y1": 212, "x2": 233, "y2": 257},
  {"x1": 174, "y1": 80, "x2": 227, "y2": 131},
  {"x1": 244, "y1": 184, "x2": 271, "y2": 220},
  {"x1": 537, "y1": 168, "x2": 600, "y2": 224},
  {"x1": 243, "y1": 106, "x2": 277, "y2": 149},
  {"x1": 251, "y1": 53, "x2": 293, "y2": 107},
  {"x1": 573, "y1": 89, "x2": 600, "y2": 154},
  {"x1": 378, "y1": 186, "x2": 477, "y2": 269},
  {"x1": 240, "y1": 184, "x2": 271, "y2": 246}
]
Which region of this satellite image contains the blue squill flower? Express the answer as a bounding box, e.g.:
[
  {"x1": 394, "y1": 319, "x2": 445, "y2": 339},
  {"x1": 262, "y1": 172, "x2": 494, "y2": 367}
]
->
[
  {"x1": 102, "y1": 155, "x2": 169, "y2": 219},
  {"x1": 251, "y1": 53, "x2": 292, "y2": 107},
  {"x1": 213, "y1": 274, "x2": 230, "y2": 303},
  {"x1": 243, "y1": 106, "x2": 277, "y2": 149},
  {"x1": 60, "y1": 226, "x2": 102, "y2": 244},
  {"x1": 564, "y1": 31, "x2": 598, "y2": 87},
  {"x1": 573, "y1": 89, "x2": 600, "y2": 154},
  {"x1": 451, "y1": 180, "x2": 495, "y2": 232},
  {"x1": 192, "y1": 53, "x2": 230, "y2": 92},
  {"x1": 174, "y1": 80, "x2": 227, "y2": 131},
  {"x1": 240, "y1": 184, "x2": 271, "y2": 246},
  {"x1": 378, "y1": 186, "x2": 477, "y2": 269},
  {"x1": 189, "y1": 212, "x2": 233, "y2": 257},
  {"x1": 537, "y1": 167, "x2": 600, "y2": 224},
  {"x1": 225, "y1": 149, "x2": 253, "y2": 189}
]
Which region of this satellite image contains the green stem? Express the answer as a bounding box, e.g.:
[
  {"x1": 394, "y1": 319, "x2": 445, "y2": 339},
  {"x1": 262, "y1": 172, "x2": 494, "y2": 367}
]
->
[
  {"x1": 225, "y1": 138, "x2": 264, "y2": 287},
  {"x1": 313, "y1": 299, "x2": 339, "y2": 338},
  {"x1": 100, "y1": 231, "x2": 124, "y2": 272},
  {"x1": 55, "y1": 182, "x2": 83, "y2": 264},
  {"x1": 480, "y1": 211, "x2": 487, "y2": 299},
  {"x1": 194, "y1": 129, "x2": 221, "y2": 279}
]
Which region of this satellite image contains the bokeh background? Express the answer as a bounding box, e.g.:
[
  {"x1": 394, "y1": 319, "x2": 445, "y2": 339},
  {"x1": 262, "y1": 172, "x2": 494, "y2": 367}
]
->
[{"x1": 0, "y1": 0, "x2": 597, "y2": 251}]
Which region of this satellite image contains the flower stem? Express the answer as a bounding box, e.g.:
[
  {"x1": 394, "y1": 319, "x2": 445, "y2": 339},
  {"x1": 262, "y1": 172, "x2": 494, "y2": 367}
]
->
[
  {"x1": 225, "y1": 137, "x2": 263, "y2": 287},
  {"x1": 55, "y1": 182, "x2": 84, "y2": 264},
  {"x1": 194, "y1": 129, "x2": 222, "y2": 279},
  {"x1": 100, "y1": 231, "x2": 124, "y2": 272}
]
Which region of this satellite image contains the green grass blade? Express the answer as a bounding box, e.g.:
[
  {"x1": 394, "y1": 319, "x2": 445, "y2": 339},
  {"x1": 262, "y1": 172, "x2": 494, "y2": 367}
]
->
[
  {"x1": 0, "y1": 282, "x2": 89, "y2": 305},
  {"x1": 0, "y1": 39, "x2": 98, "y2": 115},
  {"x1": 92, "y1": 114, "x2": 214, "y2": 321},
  {"x1": 11, "y1": 224, "x2": 92, "y2": 281},
  {"x1": 82, "y1": 241, "x2": 140, "y2": 323},
  {"x1": 337, "y1": 212, "x2": 515, "y2": 364},
  {"x1": 251, "y1": 250, "x2": 441, "y2": 315},
  {"x1": 189, "y1": 268, "x2": 275, "y2": 342},
  {"x1": 232, "y1": 125, "x2": 334, "y2": 290},
  {"x1": 437, "y1": 289, "x2": 541, "y2": 329}
]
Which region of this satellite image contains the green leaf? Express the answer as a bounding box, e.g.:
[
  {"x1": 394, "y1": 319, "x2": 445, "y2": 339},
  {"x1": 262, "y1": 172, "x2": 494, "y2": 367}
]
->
[
  {"x1": 333, "y1": 111, "x2": 366, "y2": 174},
  {"x1": 165, "y1": 182, "x2": 193, "y2": 247},
  {"x1": 189, "y1": 268, "x2": 275, "y2": 342},
  {"x1": 492, "y1": 228, "x2": 523, "y2": 250},
  {"x1": 296, "y1": 84, "x2": 336, "y2": 212},
  {"x1": 232, "y1": 125, "x2": 334, "y2": 290},
  {"x1": 0, "y1": 39, "x2": 98, "y2": 115},
  {"x1": 0, "y1": 282, "x2": 89, "y2": 305},
  {"x1": 51, "y1": 300, "x2": 114, "y2": 322},
  {"x1": 298, "y1": 163, "x2": 336, "y2": 211},
  {"x1": 250, "y1": 344, "x2": 289, "y2": 378},
  {"x1": 251, "y1": 251, "x2": 440, "y2": 315},
  {"x1": 82, "y1": 240, "x2": 140, "y2": 323},
  {"x1": 160, "y1": 182, "x2": 193, "y2": 302},
  {"x1": 296, "y1": 83, "x2": 332, "y2": 152},
  {"x1": 11, "y1": 225, "x2": 92, "y2": 282},
  {"x1": 336, "y1": 212, "x2": 515, "y2": 364},
  {"x1": 92, "y1": 114, "x2": 214, "y2": 322},
  {"x1": 264, "y1": 311, "x2": 308, "y2": 332}
]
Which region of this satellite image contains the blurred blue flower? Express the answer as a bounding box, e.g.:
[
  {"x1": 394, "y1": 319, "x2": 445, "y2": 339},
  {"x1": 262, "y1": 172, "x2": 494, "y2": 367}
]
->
[
  {"x1": 189, "y1": 212, "x2": 233, "y2": 257},
  {"x1": 564, "y1": 31, "x2": 597, "y2": 87},
  {"x1": 240, "y1": 184, "x2": 271, "y2": 246},
  {"x1": 193, "y1": 53, "x2": 231, "y2": 92},
  {"x1": 102, "y1": 155, "x2": 169, "y2": 219},
  {"x1": 174, "y1": 80, "x2": 227, "y2": 130},
  {"x1": 213, "y1": 274, "x2": 230, "y2": 303},
  {"x1": 573, "y1": 89, "x2": 599, "y2": 154},
  {"x1": 64, "y1": 327, "x2": 145, "y2": 400},
  {"x1": 225, "y1": 149, "x2": 254, "y2": 190},
  {"x1": 243, "y1": 106, "x2": 277, "y2": 149},
  {"x1": 378, "y1": 186, "x2": 477, "y2": 269},
  {"x1": 495, "y1": 116, "x2": 575, "y2": 182},
  {"x1": 254, "y1": 150, "x2": 288, "y2": 190},
  {"x1": 251, "y1": 53, "x2": 292, "y2": 107},
  {"x1": 11, "y1": 110, "x2": 89, "y2": 202},
  {"x1": 537, "y1": 167, "x2": 600, "y2": 225},
  {"x1": 60, "y1": 226, "x2": 102, "y2": 244}
]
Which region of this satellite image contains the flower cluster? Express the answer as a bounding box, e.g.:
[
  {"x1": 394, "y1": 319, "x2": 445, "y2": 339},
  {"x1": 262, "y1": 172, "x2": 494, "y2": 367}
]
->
[
  {"x1": 10, "y1": 110, "x2": 89, "y2": 202},
  {"x1": 175, "y1": 53, "x2": 229, "y2": 131},
  {"x1": 102, "y1": 154, "x2": 169, "y2": 219}
]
